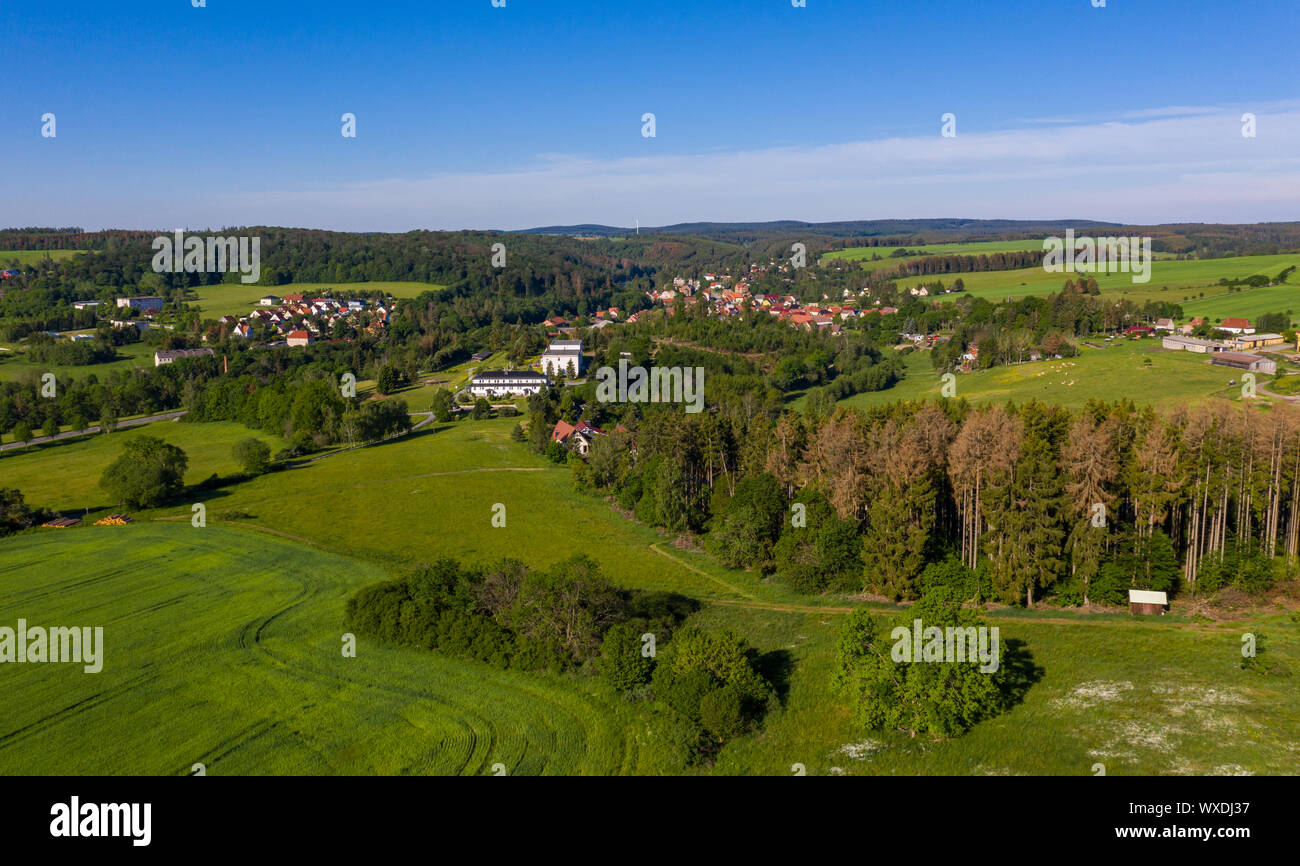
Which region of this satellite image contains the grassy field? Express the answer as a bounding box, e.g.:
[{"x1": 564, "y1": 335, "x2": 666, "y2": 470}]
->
[
  {"x1": 192, "y1": 281, "x2": 446, "y2": 319},
  {"x1": 1180, "y1": 282, "x2": 1300, "y2": 325},
  {"x1": 0, "y1": 250, "x2": 81, "y2": 267},
  {"x1": 0, "y1": 421, "x2": 281, "y2": 499},
  {"x1": 0, "y1": 525, "x2": 656, "y2": 775},
  {"x1": 0, "y1": 340, "x2": 155, "y2": 384},
  {"x1": 704, "y1": 603, "x2": 1300, "y2": 775},
  {"x1": 822, "y1": 240, "x2": 1050, "y2": 272},
  {"x1": 885, "y1": 254, "x2": 1300, "y2": 309},
  {"x1": 0, "y1": 416, "x2": 797, "y2": 604},
  {"x1": 1, "y1": 414, "x2": 1297, "y2": 774},
  {"x1": 822, "y1": 339, "x2": 1248, "y2": 413}
]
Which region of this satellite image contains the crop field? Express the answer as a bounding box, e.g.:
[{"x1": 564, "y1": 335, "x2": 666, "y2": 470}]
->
[
  {"x1": 826, "y1": 339, "x2": 1248, "y2": 413},
  {"x1": 1180, "y1": 282, "x2": 1300, "y2": 325},
  {"x1": 0, "y1": 525, "x2": 657, "y2": 775},
  {"x1": 192, "y1": 281, "x2": 447, "y2": 319}
]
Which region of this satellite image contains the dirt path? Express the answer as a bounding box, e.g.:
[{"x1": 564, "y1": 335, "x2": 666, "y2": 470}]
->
[{"x1": 648, "y1": 542, "x2": 762, "y2": 601}]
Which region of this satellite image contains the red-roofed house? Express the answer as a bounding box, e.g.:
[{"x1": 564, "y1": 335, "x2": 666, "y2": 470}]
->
[
  {"x1": 1219, "y1": 317, "x2": 1255, "y2": 335},
  {"x1": 551, "y1": 419, "x2": 605, "y2": 455},
  {"x1": 287, "y1": 330, "x2": 313, "y2": 347}
]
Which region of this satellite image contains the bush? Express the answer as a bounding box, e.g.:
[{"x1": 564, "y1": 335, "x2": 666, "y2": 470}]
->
[
  {"x1": 599, "y1": 622, "x2": 655, "y2": 693},
  {"x1": 699, "y1": 684, "x2": 747, "y2": 740},
  {"x1": 834, "y1": 593, "x2": 1009, "y2": 738},
  {"x1": 99, "y1": 435, "x2": 189, "y2": 509},
  {"x1": 232, "y1": 437, "x2": 272, "y2": 475}
]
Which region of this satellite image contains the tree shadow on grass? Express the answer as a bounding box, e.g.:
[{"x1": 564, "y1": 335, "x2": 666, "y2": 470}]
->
[
  {"x1": 755, "y1": 648, "x2": 796, "y2": 705},
  {"x1": 997, "y1": 637, "x2": 1045, "y2": 711}
]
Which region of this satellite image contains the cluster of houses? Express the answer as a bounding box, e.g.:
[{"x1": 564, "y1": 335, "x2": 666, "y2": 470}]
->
[
  {"x1": 543, "y1": 307, "x2": 623, "y2": 332},
  {"x1": 645, "y1": 273, "x2": 899, "y2": 334},
  {"x1": 212, "y1": 293, "x2": 390, "y2": 345}
]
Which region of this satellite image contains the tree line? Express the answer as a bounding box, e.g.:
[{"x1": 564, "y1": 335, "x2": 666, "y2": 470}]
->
[{"x1": 562, "y1": 395, "x2": 1300, "y2": 608}]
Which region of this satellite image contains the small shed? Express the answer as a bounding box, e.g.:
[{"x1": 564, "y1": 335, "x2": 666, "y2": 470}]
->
[{"x1": 1129, "y1": 589, "x2": 1168, "y2": 615}]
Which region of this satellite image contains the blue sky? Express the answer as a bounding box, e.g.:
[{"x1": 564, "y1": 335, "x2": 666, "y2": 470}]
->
[{"x1": 4, "y1": 0, "x2": 1298, "y2": 230}]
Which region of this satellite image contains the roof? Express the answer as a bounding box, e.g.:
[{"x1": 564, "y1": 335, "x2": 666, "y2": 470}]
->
[
  {"x1": 472, "y1": 370, "x2": 548, "y2": 381},
  {"x1": 155, "y1": 348, "x2": 214, "y2": 360},
  {"x1": 1239, "y1": 333, "x2": 1284, "y2": 341},
  {"x1": 551, "y1": 420, "x2": 577, "y2": 441},
  {"x1": 1221, "y1": 317, "x2": 1252, "y2": 328},
  {"x1": 1163, "y1": 335, "x2": 1219, "y2": 346},
  {"x1": 1128, "y1": 590, "x2": 1168, "y2": 605},
  {"x1": 287, "y1": 330, "x2": 311, "y2": 339},
  {"x1": 1213, "y1": 352, "x2": 1269, "y2": 365}
]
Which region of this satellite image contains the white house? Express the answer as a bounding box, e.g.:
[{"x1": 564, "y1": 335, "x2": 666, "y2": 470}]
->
[
  {"x1": 1217, "y1": 318, "x2": 1255, "y2": 335},
  {"x1": 468, "y1": 370, "x2": 549, "y2": 397},
  {"x1": 540, "y1": 339, "x2": 584, "y2": 377}
]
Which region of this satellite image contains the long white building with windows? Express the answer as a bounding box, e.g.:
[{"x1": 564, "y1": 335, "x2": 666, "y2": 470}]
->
[{"x1": 468, "y1": 370, "x2": 549, "y2": 397}]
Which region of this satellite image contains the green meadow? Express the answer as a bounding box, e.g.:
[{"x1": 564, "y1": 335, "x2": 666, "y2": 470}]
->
[
  {"x1": 1180, "y1": 282, "x2": 1300, "y2": 325},
  {"x1": 703, "y1": 603, "x2": 1300, "y2": 776},
  {"x1": 824, "y1": 339, "x2": 1247, "y2": 413},
  {"x1": 822, "y1": 240, "x2": 1050, "y2": 272},
  {"x1": 192, "y1": 281, "x2": 447, "y2": 319},
  {"x1": 0, "y1": 340, "x2": 155, "y2": 385},
  {"x1": 0, "y1": 250, "x2": 81, "y2": 267},
  {"x1": 2, "y1": 414, "x2": 1297, "y2": 775},
  {"x1": 885, "y1": 253, "x2": 1300, "y2": 309},
  {"x1": 0, "y1": 421, "x2": 281, "y2": 495}
]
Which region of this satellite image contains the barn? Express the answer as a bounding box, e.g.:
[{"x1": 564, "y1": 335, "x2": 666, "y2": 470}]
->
[
  {"x1": 1128, "y1": 589, "x2": 1168, "y2": 615},
  {"x1": 1211, "y1": 352, "x2": 1277, "y2": 374}
]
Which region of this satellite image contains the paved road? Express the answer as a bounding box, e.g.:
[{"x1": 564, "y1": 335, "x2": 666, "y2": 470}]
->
[{"x1": 0, "y1": 410, "x2": 187, "y2": 452}]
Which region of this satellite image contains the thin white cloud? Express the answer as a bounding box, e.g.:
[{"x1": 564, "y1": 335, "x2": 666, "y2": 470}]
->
[{"x1": 18, "y1": 103, "x2": 1300, "y2": 231}]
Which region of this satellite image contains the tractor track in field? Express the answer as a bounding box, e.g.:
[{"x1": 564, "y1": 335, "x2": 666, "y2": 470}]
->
[
  {"x1": 200, "y1": 719, "x2": 287, "y2": 768},
  {"x1": 215, "y1": 565, "x2": 611, "y2": 775},
  {"x1": 0, "y1": 667, "x2": 162, "y2": 751}
]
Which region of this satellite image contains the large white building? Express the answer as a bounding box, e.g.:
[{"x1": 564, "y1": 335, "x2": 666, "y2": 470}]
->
[
  {"x1": 540, "y1": 339, "x2": 583, "y2": 377},
  {"x1": 154, "y1": 348, "x2": 214, "y2": 367},
  {"x1": 468, "y1": 370, "x2": 549, "y2": 397},
  {"x1": 116, "y1": 296, "x2": 164, "y2": 313}
]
